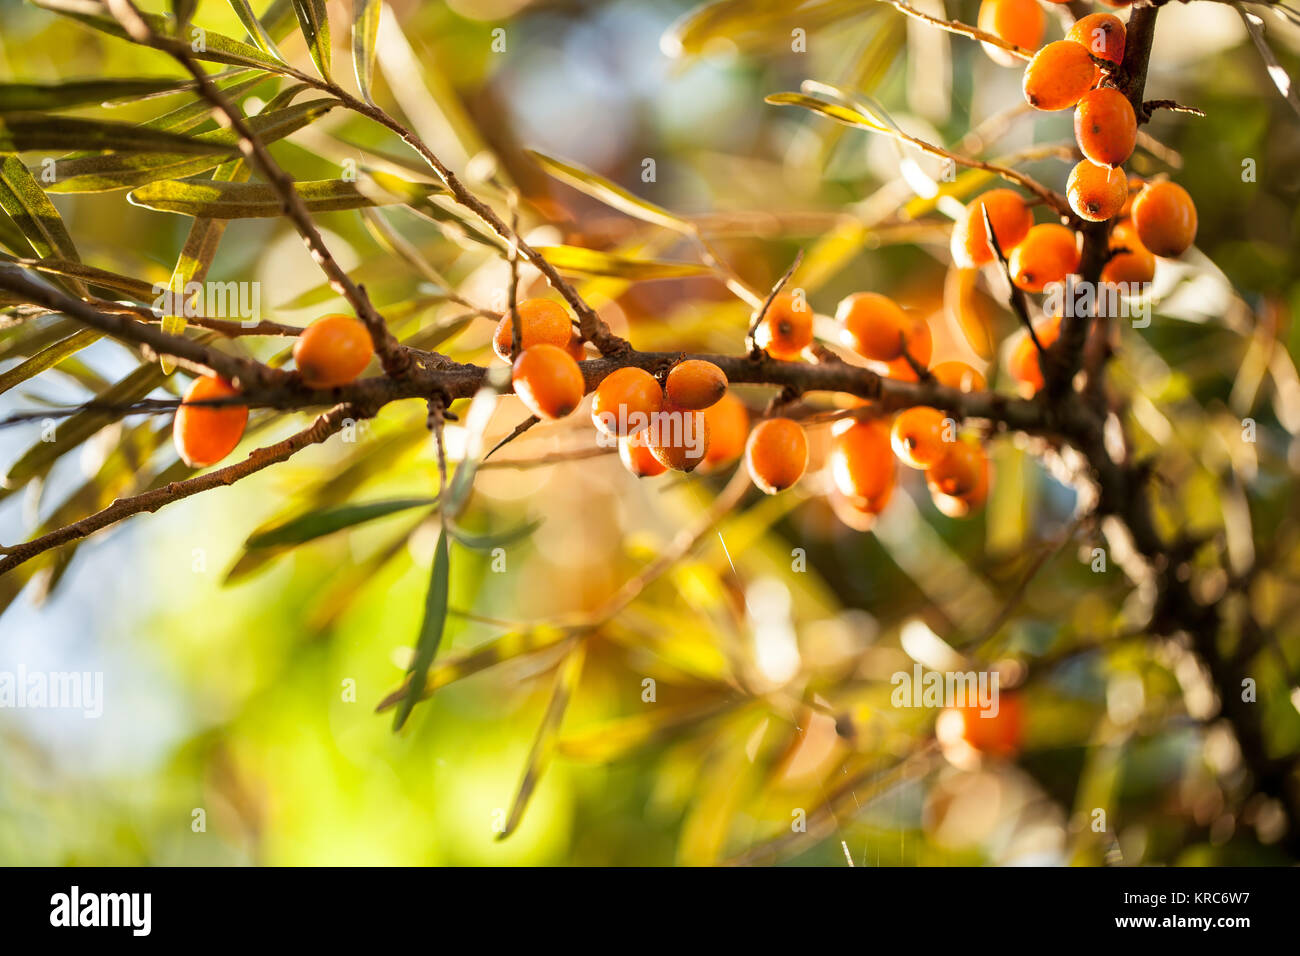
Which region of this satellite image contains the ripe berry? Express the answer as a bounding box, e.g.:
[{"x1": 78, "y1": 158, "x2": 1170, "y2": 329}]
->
[
  {"x1": 876, "y1": 317, "x2": 933, "y2": 382},
  {"x1": 931, "y1": 361, "x2": 987, "y2": 392},
  {"x1": 173, "y1": 375, "x2": 248, "y2": 468},
  {"x1": 647, "y1": 408, "x2": 710, "y2": 472},
  {"x1": 837, "y1": 293, "x2": 924, "y2": 363},
  {"x1": 512, "y1": 344, "x2": 585, "y2": 420},
  {"x1": 1009, "y1": 224, "x2": 1080, "y2": 292},
  {"x1": 1131, "y1": 181, "x2": 1198, "y2": 258},
  {"x1": 1067, "y1": 160, "x2": 1129, "y2": 222},
  {"x1": 949, "y1": 189, "x2": 1033, "y2": 268},
  {"x1": 977, "y1": 0, "x2": 1045, "y2": 68},
  {"x1": 939, "y1": 691, "x2": 1024, "y2": 757},
  {"x1": 891, "y1": 407, "x2": 952, "y2": 470},
  {"x1": 753, "y1": 292, "x2": 813, "y2": 360},
  {"x1": 293, "y1": 314, "x2": 374, "y2": 388},
  {"x1": 591, "y1": 366, "x2": 662, "y2": 437},
  {"x1": 1007, "y1": 315, "x2": 1062, "y2": 394},
  {"x1": 1118, "y1": 177, "x2": 1145, "y2": 218},
  {"x1": 1102, "y1": 221, "x2": 1156, "y2": 286},
  {"x1": 926, "y1": 439, "x2": 990, "y2": 517},
  {"x1": 665, "y1": 359, "x2": 727, "y2": 410},
  {"x1": 700, "y1": 391, "x2": 750, "y2": 470},
  {"x1": 745, "y1": 417, "x2": 808, "y2": 494},
  {"x1": 1023, "y1": 40, "x2": 1098, "y2": 111},
  {"x1": 492, "y1": 298, "x2": 573, "y2": 361},
  {"x1": 1074, "y1": 87, "x2": 1137, "y2": 167},
  {"x1": 829, "y1": 418, "x2": 895, "y2": 503},
  {"x1": 619, "y1": 430, "x2": 667, "y2": 478},
  {"x1": 564, "y1": 334, "x2": 587, "y2": 362},
  {"x1": 1067, "y1": 13, "x2": 1126, "y2": 65}
]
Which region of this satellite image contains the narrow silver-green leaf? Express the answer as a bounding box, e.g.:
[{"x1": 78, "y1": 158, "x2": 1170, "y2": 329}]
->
[
  {"x1": 764, "y1": 91, "x2": 885, "y2": 130},
  {"x1": 527, "y1": 148, "x2": 692, "y2": 234},
  {"x1": 0, "y1": 77, "x2": 197, "y2": 112},
  {"x1": 227, "y1": 0, "x2": 286, "y2": 60},
  {"x1": 0, "y1": 328, "x2": 102, "y2": 396},
  {"x1": 127, "y1": 175, "x2": 444, "y2": 218},
  {"x1": 0, "y1": 155, "x2": 84, "y2": 295},
  {"x1": 536, "y1": 245, "x2": 712, "y2": 281},
  {"x1": 292, "y1": 0, "x2": 333, "y2": 81},
  {"x1": 352, "y1": 0, "x2": 381, "y2": 105},
  {"x1": 244, "y1": 497, "x2": 439, "y2": 549},
  {"x1": 47, "y1": 99, "x2": 337, "y2": 193},
  {"x1": 393, "y1": 527, "x2": 451, "y2": 730},
  {"x1": 449, "y1": 517, "x2": 542, "y2": 552},
  {"x1": 0, "y1": 113, "x2": 242, "y2": 157}
]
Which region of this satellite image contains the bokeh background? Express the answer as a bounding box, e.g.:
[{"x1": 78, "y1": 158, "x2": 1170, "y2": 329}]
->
[{"x1": 2, "y1": 0, "x2": 1299, "y2": 865}]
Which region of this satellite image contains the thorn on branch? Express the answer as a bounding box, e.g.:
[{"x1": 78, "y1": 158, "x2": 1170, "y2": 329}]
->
[
  {"x1": 747, "y1": 249, "x2": 804, "y2": 347},
  {"x1": 1141, "y1": 99, "x2": 1206, "y2": 122}
]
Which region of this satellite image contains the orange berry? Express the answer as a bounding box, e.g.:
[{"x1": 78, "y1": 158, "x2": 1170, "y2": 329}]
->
[
  {"x1": 940, "y1": 691, "x2": 1024, "y2": 757},
  {"x1": 293, "y1": 314, "x2": 374, "y2": 388},
  {"x1": 173, "y1": 375, "x2": 248, "y2": 468},
  {"x1": 931, "y1": 361, "x2": 987, "y2": 392},
  {"x1": 1068, "y1": 13, "x2": 1125, "y2": 65},
  {"x1": 591, "y1": 366, "x2": 662, "y2": 437},
  {"x1": 492, "y1": 298, "x2": 573, "y2": 361},
  {"x1": 1007, "y1": 315, "x2": 1062, "y2": 393},
  {"x1": 512, "y1": 344, "x2": 585, "y2": 420},
  {"x1": 949, "y1": 189, "x2": 1033, "y2": 268},
  {"x1": 564, "y1": 334, "x2": 587, "y2": 362},
  {"x1": 891, "y1": 407, "x2": 953, "y2": 470},
  {"x1": 646, "y1": 408, "x2": 709, "y2": 472},
  {"x1": 828, "y1": 485, "x2": 893, "y2": 531},
  {"x1": 926, "y1": 438, "x2": 990, "y2": 503},
  {"x1": 1131, "y1": 181, "x2": 1198, "y2": 258},
  {"x1": 1074, "y1": 87, "x2": 1137, "y2": 167},
  {"x1": 1118, "y1": 177, "x2": 1145, "y2": 218},
  {"x1": 665, "y1": 359, "x2": 727, "y2": 410},
  {"x1": 753, "y1": 292, "x2": 814, "y2": 360},
  {"x1": 977, "y1": 0, "x2": 1045, "y2": 68},
  {"x1": 838, "y1": 293, "x2": 915, "y2": 362},
  {"x1": 1067, "y1": 160, "x2": 1129, "y2": 222},
  {"x1": 1102, "y1": 221, "x2": 1156, "y2": 286},
  {"x1": 700, "y1": 391, "x2": 750, "y2": 470},
  {"x1": 1023, "y1": 40, "x2": 1099, "y2": 111},
  {"x1": 1009, "y1": 224, "x2": 1080, "y2": 292},
  {"x1": 745, "y1": 417, "x2": 808, "y2": 494},
  {"x1": 618, "y1": 430, "x2": 667, "y2": 478},
  {"x1": 829, "y1": 418, "x2": 895, "y2": 503}
]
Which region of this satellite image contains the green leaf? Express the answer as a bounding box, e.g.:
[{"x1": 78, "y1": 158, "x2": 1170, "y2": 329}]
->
[
  {"x1": 32, "y1": 2, "x2": 292, "y2": 74},
  {"x1": 352, "y1": 0, "x2": 381, "y2": 105},
  {"x1": 393, "y1": 527, "x2": 451, "y2": 731},
  {"x1": 46, "y1": 98, "x2": 337, "y2": 193},
  {"x1": 292, "y1": 0, "x2": 333, "y2": 81},
  {"x1": 2, "y1": 361, "x2": 168, "y2": 490},
  {"x1": 764, "y1": 91, "x2": 885, "y2": 131},
  {"x1": 449, "y1": 517, "x2": 542, "y2": 552},
  {"x1": 127, "y1": 175, "x2": 445, "y2": 218},
  {"x1": 3, "y1": 257, "x2": 157, "y2": 301},
  {"x1": 0, "y1": 77, "x2": 199, "y2": 112},
  {"x1": 0, "y1": 155, "x2": 84, "y2": 295},
  {"x1": 0, "y1": 113, "x2": 242, "y2": 157},
  {"x1": 498, "y1": 640, "x2": 586, "y2": 839},
  {"x1": 244, "y1": 497, "x2": 439, "y2": 549},
  {"x1": 536, "y1": 245, "x2": 712, "y2": 281},
  {"x1": 527, "y1": 149, "x2": 693, "y2": 234},
  {"x1": 227, "y1": 0, "x2": 286, "y2": 60},
  {"x1": 0, "y1": 328, "x2": 103, "y2": 397},
  {"x1": 138, "y1": 70, "x2": 269, "y2": 135}
]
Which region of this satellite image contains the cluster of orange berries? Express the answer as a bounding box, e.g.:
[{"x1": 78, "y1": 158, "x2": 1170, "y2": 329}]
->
[{"x1": 173, "y1": 313, "x2": 374, "y2": 468}]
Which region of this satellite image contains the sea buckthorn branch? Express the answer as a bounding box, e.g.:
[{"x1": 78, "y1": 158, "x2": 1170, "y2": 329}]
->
[
  {"x1": 101, "y1": 0, "x2": 412, "y2": 378},
  {"x1": 877, "y1": 0, "x2": 1032, "y2": 61},
  {"x1": 0, "y1": 403, "x2": 358, "y2": 574}
]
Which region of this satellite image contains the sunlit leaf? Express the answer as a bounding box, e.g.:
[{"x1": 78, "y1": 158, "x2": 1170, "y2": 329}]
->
[
  {"x1": 764, "y1": 91, "x2": 885, "y2": 131},
  {"x1": 127, "y1": 175, "x2": 444, "y2": 218},
  {"x1": 527, "y1": 148, "x2": 693, "y2": 234},
  {"x1": 227, "y1": 0, "x2": 286, "y2": 60},
  {"x1": 0, "y1": 77, "x2": 199, "y2": 112},
  {"x1": 291, "y1": 0, "x2": 332, "y2": 81},
  {"x1": 536, "y1": 245, "x2": 712, "y2": 281},
  {"x1": 0, "y1": 327, "x2": 102, "y2": 397},
  {"x1": 352, "y1": 0, "x2": 381, "y2": 105},
  {"x1": 449, "y1": 517, "x2": 542, "y2": 552},
  {"x1": 0, "y1": 155, "x2": 85, "y2": 295}
]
